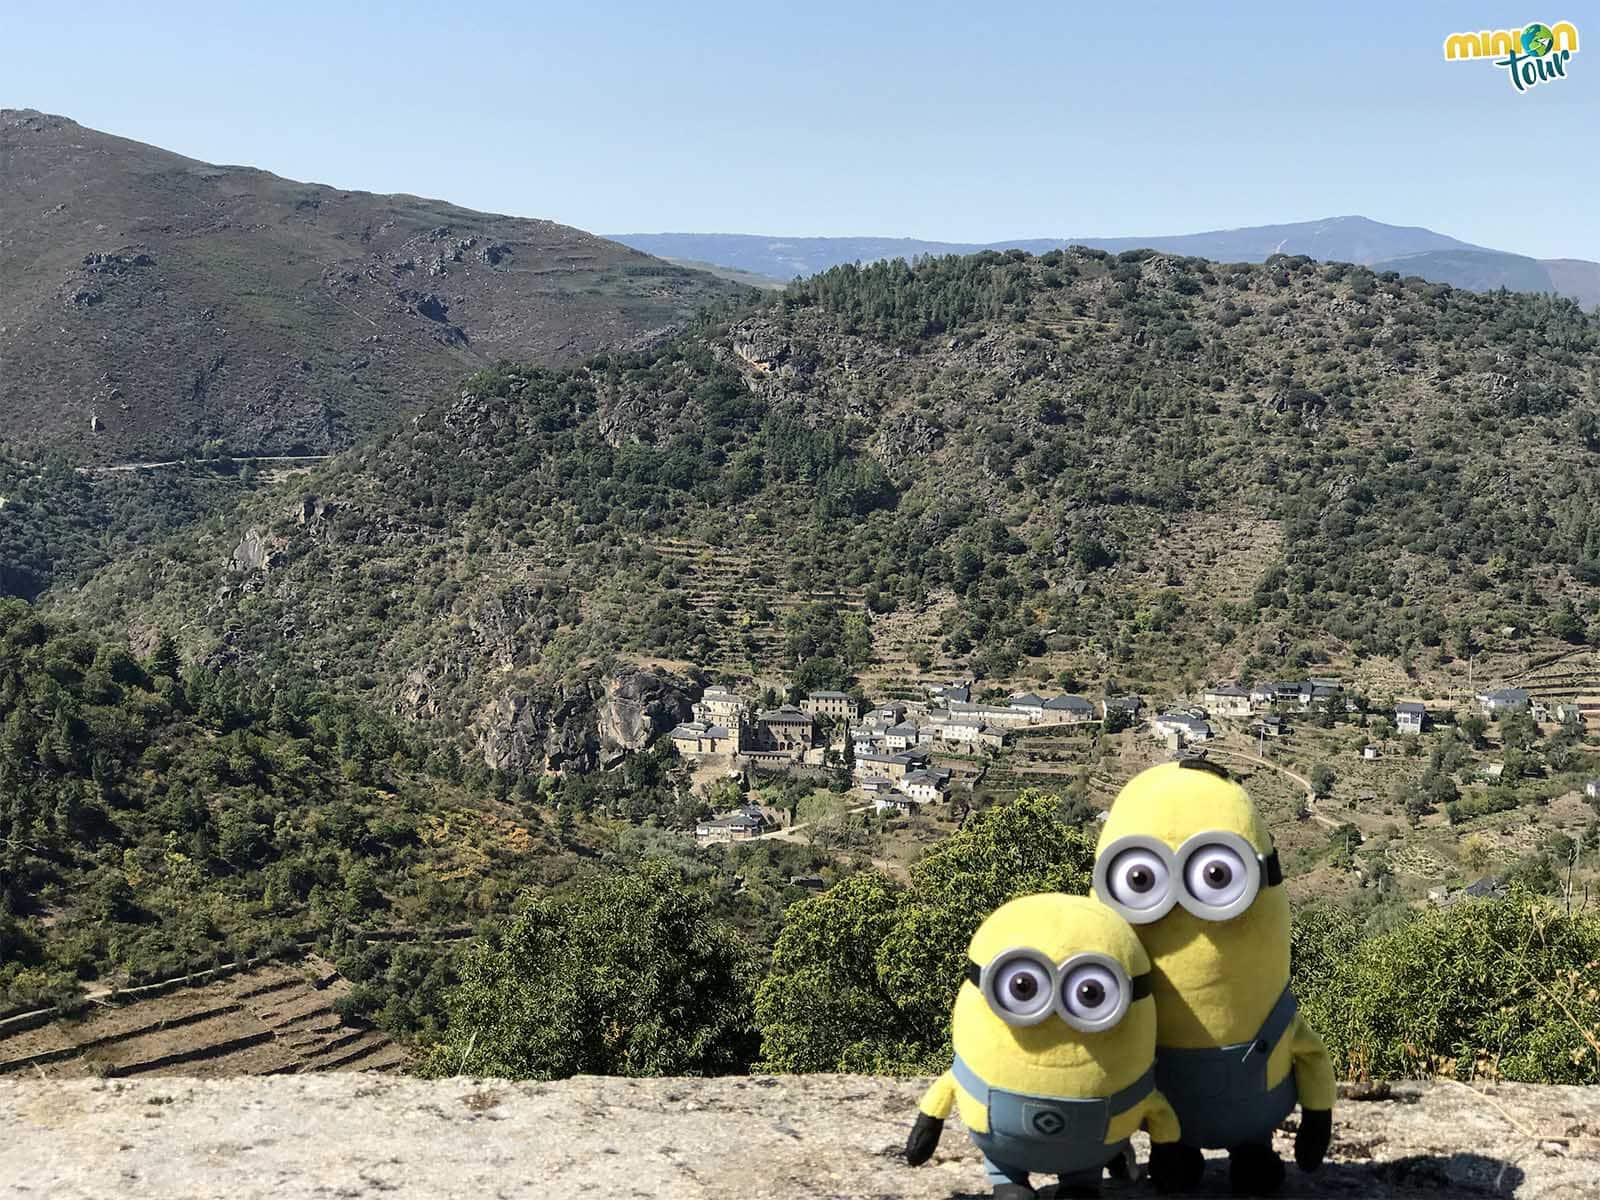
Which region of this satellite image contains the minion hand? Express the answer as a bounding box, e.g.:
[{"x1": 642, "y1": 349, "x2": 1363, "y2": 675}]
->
[
  {"x1": 904, "y1": 1113, "x2": 944, "y2": 1165},
  {"x1": 1295, "y1": 1109, "x2": 1332, "y2": 1171}
]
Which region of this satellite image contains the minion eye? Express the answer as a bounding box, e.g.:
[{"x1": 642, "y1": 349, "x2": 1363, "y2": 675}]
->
[
  {"x1": 1107, "y1": 848, "x2": 1171, "y2": 911},
  {"x1": 986, "y1": 953, "x2": 1054, "y2": 1023},
  {"x1": 1184, "y1": 843, "x2": 1249, "y2": 909},
  {"x1": 1060, "y1": 963, "x2": 1122, "y2": 1025}
]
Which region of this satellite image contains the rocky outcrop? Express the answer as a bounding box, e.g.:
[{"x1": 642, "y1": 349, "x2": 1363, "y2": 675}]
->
[
  {"x1": 596, "y1": 667, "x2": 694, "y2": 758},
  {"x1": 2, "y1": 1075, "x2": 1595, "y2": 1199},
  {"x1": 477, "y1": 682, "x2": 599, "y2": 774},
  {"x1": 230, "y1": 527, "x2": 273, "y2": 572},
  {"x1": 475, "y1": 666, "x2": 694, "y2": 774}
]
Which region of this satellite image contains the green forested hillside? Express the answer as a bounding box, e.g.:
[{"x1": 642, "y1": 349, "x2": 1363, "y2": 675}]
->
[
  {"x1": 0, "y1": 600, "x2": 566, "y2": 1015},
  {"x1": 56, "y1": 248, "x2": 1600, "y2": 749}
]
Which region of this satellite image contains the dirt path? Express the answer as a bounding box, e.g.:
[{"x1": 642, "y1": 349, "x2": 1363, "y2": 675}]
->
[
  {"x1": 78, "y1": 455, "x2": 333, "y2": 474},
  {"x1": 1202, "y1": 741, "x2": 1348, "y2": 829}
]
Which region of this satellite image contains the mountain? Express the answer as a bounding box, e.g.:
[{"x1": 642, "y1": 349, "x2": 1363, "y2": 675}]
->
[
  {"x1": 612, "y1": 218, "x2": 1600, "y2": 307},
  {"x1": 59, "y1": 248, "x2": 1600, "y2": 770},
  {"x1": 1371, "y1": 250, "x2": 1600, "y2": 311},
  {"x1": 0, "y1": 110, "x2": 745, "y2": 464}
]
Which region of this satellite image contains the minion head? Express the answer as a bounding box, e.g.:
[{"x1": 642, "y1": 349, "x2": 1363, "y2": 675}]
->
[
  {"x1": 953, "y1": 894, "x2": 1156, "y2": 1086},
  {"x1": 1091, "y1": 759, "x2": 1290, "y2": 1040}
]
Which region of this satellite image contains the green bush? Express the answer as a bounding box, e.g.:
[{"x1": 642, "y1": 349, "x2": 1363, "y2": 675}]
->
[{"x1": 1298, "y1": 894, "x2": 1599, "y2": 1084}]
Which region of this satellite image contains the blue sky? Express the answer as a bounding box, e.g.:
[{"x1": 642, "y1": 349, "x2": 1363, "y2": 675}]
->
[{"x1": 8, "y1": 2, "x2": 1598, "y2": 258}]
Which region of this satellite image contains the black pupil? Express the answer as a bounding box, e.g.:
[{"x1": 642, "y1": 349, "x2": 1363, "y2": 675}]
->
[
  {"x1": 1009, "y1": 973, "x2": 1038, "y2": 1000},
  {"x1": 1128, "y1": 865, "x2": 1153, "y2": 892},
  {"x1": 1205, "y1": 862, "x2": 1232, "y2": 887},
  {"x1": 1077, "y1": 980, "x2": 1105, "y2": 1007}
]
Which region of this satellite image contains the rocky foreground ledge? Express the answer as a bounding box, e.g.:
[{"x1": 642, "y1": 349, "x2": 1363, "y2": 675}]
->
[{"x1": 2, "y1": 1075, "x2": 1597, "y2": 1199}]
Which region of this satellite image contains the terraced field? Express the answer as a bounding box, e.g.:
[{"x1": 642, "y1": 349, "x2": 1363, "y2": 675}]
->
[{"x1": 0, "y1": 957, "x2": 407, "y2": 1080}]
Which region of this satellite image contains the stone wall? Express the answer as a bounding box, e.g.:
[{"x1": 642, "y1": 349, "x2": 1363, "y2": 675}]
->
[{"x1": 2, "y1": 1074, "x2": 1596, "y2": 1199}]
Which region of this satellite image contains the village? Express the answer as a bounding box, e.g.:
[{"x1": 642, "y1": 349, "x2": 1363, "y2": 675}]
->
[{"x1": 675, "y1": 674, "x2": 1600, "y2": 844}]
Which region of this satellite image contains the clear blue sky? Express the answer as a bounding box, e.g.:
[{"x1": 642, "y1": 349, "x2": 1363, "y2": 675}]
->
[{"x1": 8, "y1": 1, "x2": 1598, "y2": 258}]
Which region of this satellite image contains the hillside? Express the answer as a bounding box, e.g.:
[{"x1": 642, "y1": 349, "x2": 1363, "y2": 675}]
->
[
  {"x1": 0, "y1": 110, "x2": 744, "y2": 464},
  {"x1": 4, "y1": 1075, "x2": 1597, "y2": 1199},
  {"x1": 59, "y1": 248, "x2": 1600, "y2": 746},
  {"x1": 614, "y1": 218, "x2": 1600, "y2": 308}
]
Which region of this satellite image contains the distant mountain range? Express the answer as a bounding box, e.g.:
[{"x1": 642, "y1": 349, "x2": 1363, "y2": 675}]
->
[
  {"x1": 612, "y1": 218, "x2": 1600, "y2": 308},
  {"x1": 0, "y1": 110, "x2": 739, "y2": 463}
]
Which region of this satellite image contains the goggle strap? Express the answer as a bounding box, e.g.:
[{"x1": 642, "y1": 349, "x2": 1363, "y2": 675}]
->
[
  {"x1": 1262, "y1": 849, "x2": 1283, "y2": 887},
  {"x1": 964, "y1": 959, "x2": 1154, "y2": 1000}
]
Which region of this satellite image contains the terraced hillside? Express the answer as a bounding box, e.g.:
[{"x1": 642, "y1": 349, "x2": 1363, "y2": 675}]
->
[
  {"x1": 56, "y1": 248, "x2": 1600, "y2": 772},
  {"x1": 0, "y1": 958, "x2": 406, "y2": 1079}
]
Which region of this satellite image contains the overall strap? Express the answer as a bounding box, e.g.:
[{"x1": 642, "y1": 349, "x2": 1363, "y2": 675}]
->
[
  {"x1": 950, "y1": 1053, "x2": 990, "y2": 1106},
  {"x1": 1249, "y1": 984, "x2": 1299, "y2": 1054},
  {"x1": 952, "y1": 1054, "x2": 1154, "y2": 1115},
  {"x1": 1104, "y1": 1065, "x2": 1155, "y2": 1115}
]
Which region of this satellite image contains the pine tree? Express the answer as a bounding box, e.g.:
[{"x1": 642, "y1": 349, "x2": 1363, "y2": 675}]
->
[{"x1": 150, "y1": 633, "x2": 180, "y2": 679}]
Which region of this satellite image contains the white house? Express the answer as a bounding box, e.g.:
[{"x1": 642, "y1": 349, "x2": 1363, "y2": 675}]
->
[
  {"x1": 1009, "y1": 693, "x2": 1047, "y2": 722},
  {"x1": 694, "y1": 686, "x2": 747, "y2": 724},
  {"x1": 1395, "y1": 702, "x2": 1426, "y2": 735},
  {"x1": 884, "y1": 721, "x2": 921, "y2": 752},
  {"x1": 900, "y1": 768, "x2": 949, "y2": 804},
  {"x1": 1151, "y1": 712, "x2": 1213, "y2": 744},
  {"x1": 1586, "y1": 779, "x2": 1600, "y2": 801},
  {"x1": 1478, "y1": 687, "x2": 1531, "y2": 717},
  {"x1": 1362, "y1": 745, "x2": 1380, "y2": 761},
  {"x1": 948, "y1": 701, "x2": 1030, "y2": 728},
  {"x1": 695, "y1": 805, "x2": 770, "y2": 842},
  {"x1": 850, "y1": 726, "x2": 886, "y2": 756},
  {"x1": 937, "y1": 717, "x2": 984, "y2": 746},
  {"x1": 1200, "y1": 685, "x2": 1252, "y2": 718}
]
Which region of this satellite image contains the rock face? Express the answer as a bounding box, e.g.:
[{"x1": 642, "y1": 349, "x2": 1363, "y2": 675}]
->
[
  {"x1": 230, "y1": 527, "x2": 272, "y2": 572},
  {"x1": 476, "y1": 666, "x2": 693, "y2": 774},
  {"x1": 597, "y1": 667, "x2": 694, "y2": 758},
  {"x1": 1, "y1": 1075, "x2": 1595, "y2": 1199}
]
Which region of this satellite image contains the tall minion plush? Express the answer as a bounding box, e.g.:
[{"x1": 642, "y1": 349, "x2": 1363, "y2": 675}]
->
[
  {"x1": 1093, "y1": 759, "x2": 1335, "y2": 1195},
  {"x1": 904, "y1": 893, "x2": 1180, "y2": 1199}
]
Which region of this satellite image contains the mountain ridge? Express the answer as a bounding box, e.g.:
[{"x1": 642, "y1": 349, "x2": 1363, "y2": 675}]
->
[
  {"x1": 0, "y1": 109, "x2": 745, "y2": 464},
  {"x1": 611, "y1": 219, "x2": 1600, "y2": 307}
]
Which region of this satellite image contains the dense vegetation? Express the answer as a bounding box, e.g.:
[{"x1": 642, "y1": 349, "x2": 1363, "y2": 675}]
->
[
  {"x1": 0, "y1": 601, "x2": 563, "y2": 1013},
  {"x1": 56, "y1": 248, "x2": 1600, "y2": 759},
  {"x1": 430, "y1": 793, "x2": 1600, "y2": 1085},
  {"x1": 0, "y1": 448, "x2": 269, "y2": 601}
]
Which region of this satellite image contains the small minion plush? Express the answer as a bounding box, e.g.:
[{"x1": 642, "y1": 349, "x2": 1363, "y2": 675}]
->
[
  {"x1": 905, "y1": 894, "x2": 1180, "y2": 1199},
  {"x1": 1093, "y1": 759, "x2": 1335, "y2": 1195}
]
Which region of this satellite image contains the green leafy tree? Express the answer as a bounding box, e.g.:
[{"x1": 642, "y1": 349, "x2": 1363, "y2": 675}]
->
[
  {"x1": 432, "y1": 861, "x2": 760, "y2": 1080},
  {"x1": 755, "y1": 791, "x2": 1095, "y2": 1073}
]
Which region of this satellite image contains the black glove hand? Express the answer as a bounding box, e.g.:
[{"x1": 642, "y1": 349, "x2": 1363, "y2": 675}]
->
[
  {"x1": 905, "y1": 1113, "x2": 944, "y2": 1166},
  {"x1": 1296, "y1": 1108, "x2": 1332, "y2": 1172}
]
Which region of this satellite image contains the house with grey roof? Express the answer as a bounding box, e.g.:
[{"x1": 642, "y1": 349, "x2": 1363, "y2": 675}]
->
[
  {"x1": 884, "y1": 720, "x2": 922, "y2": 751},
  {"x1": 1151, "y1": 711, "x2": 1214, "y2": 745},
  {"x1": 1477, "y1": 687, "x2": 1531, "y2": 718},
  {"x1": 1042, "y1": 694, "x2": 1096, "y2": 724},
  {"x1": 1200, "y1": 684, "x2": 1252, "y2": 718},
  {"x1": 670, "y1": 720, "x2": 737, "y2": 757},
  {"x1": 695, "y1": 805, "x2": 771, "y2": 843},
  {"x1": 1395, "y1": 701, "x2": 1427, "y2": 735}
]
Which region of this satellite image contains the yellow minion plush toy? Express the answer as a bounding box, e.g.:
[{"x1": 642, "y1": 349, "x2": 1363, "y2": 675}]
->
[
  {"x1": 904, "y1": 894, "x2": 1180, "y2": 1199},
  {"x1": 1093, "y1": 759, "x2": 1335, "y2": 1195}
]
